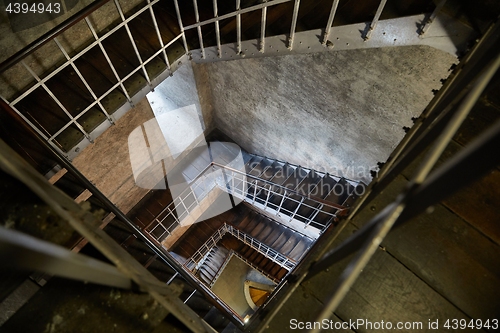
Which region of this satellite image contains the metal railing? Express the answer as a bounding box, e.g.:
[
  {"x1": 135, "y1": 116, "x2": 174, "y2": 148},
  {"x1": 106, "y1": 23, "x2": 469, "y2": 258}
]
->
[
  {"x1": 186, "y1": 223, "x2": 296, "y2": 276},
  {"x1": 185, "y1": 224, "x2": 228, "y2": 271},
  {"x1": 212, "y1": 163, "x2": 346, "y2": 232},
  {"x1": 250, "y1": 19, "x2": 500, "y2": 333},
  {"x1": 145, "y1": 167, "x2": 217, "y2": 242},
  {"x1": 145, "y1": 159, "x2": 347, "y2": 245},
  {"x1": 1, "y1": 0, "x2": 186, "y2": 157},
  {"x1": 225, "y1": 224, "x2": 296, "y2": 271}
]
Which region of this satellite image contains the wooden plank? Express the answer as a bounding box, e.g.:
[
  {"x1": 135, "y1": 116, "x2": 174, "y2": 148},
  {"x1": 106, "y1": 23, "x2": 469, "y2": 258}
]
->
[
  {"x1": 351, "y1": 175, "x2": 500, "y2": 321},
  {"x1": 301, "y1": 223, "x2": 472, "y2": 330},
  {"x1": 48, "y1": 168, "x2": 67, "y2": 184},
  {"x1": 74, "y1": 189, "x2": 93, "y2": 203},
  {"x1": 442, "y1": 168, "x2": 500, "y2": 245},
  {"x1": 266, "y1": 285, "x2": 355, "y2": 333},
  {"x1": 454, "y1": 99, "x2": 500, "y2": 147}
]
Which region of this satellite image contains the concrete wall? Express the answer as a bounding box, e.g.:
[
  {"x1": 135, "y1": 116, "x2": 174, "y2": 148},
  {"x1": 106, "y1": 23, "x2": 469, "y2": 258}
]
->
[{"x1": 197, "y1": 46, "x2": 456, "y2": 183}]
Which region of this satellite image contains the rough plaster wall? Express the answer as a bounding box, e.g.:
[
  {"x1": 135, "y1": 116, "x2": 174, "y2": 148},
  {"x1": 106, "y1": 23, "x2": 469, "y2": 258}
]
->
[
  {"x1": 72, "y1": 98, "x2": 153, "y2": 214},
  {"x1": 200, "y1": 46, "x2": 457, "y2": 183}
]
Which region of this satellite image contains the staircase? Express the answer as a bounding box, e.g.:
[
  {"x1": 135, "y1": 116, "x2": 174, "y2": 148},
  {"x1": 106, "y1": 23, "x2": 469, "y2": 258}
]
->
[
  {"x1": 196, "y1": 246, "x2": 230, "y2": 286},
  {"x1": 102, "y1": 218, "x2": 239, "y2": 332},
  {"x1": 221, "y1": 235, "x2": 288, "y2": 282},
  {"x1": 219, "y1": 147, "x2": 366, "y2": 234},
  {"x1": 230, "y1": 208, "x2": 313, "y2": 262}
]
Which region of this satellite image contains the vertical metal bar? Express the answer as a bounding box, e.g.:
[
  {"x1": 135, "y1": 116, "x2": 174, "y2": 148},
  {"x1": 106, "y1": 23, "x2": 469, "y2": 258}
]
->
[
  {"x1": 184, "y1": 289, "x2": 197, "y2": 304},
  {"x1": 420, "y1": 0, "x2": 447, "y2": 36},
  {"x1": 113, "y1": 0, "x2": 152, "y2": 88},
  {"x1": 192, "y1": 0, "x2": 205, "y2": 59},
  {"x1": 252, "y1": 180, "x2": 258, "y2": 204},
  {"x1": 173, "y1": 0, "x2": 189, "y2": 53},
  {"x1": 53, "y1": 38, "x2": 114, "y2": 125},
  {"x1": 166, "y1": 272, "x2": 179, "y2": 285},
  {"x1": 277, "y1": 190, "x2": 287, "y2": 216},
  {"x1": 288, "y1": 0, "x2": 300, "y2": 50},
  {"x1": 322, "y1": 0, "x2": 340, "y2": 45},
  {"x1": 260, "y1": 2, "x2": 267, "y2": 53},
  {"x1": 413, "y1": 52, "x2": 500, "y2": 183},
  {"x1": 304, "y1": 205, "x2": 322, "y2": 229},
  {"x1": 85, "y1": 18, "x2": 133, "y2": 105},
  {"x1": 179, "y1": 196, "x2": 189, "y2": 215},
  {"x1": 264, "y1": 184, "x2": 272, "y2": 210},
  {"x1": 364, "y1": 0, "x2": 387, "y2": 40},
  {"x1": 147, "y1": 0, "x2": 171, "y2": 72},
  {"x1": 21, "y1": 61, "x2": 93, "y2": 143},
  {"x1": 289, "y1": 197, "x2": 304, "y2": 222},
  {"x1": 236, "y1": 0, "x2": 242, "y2": 54},
  {"x1": 213, "y1": 0, "x2": 222, "y2": 58}
]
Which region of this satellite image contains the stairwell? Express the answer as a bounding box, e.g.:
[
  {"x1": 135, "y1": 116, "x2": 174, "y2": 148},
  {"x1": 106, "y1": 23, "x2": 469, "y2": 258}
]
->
[{"x1": 1, "y1": 0, "x2": 498, "y2": 332}]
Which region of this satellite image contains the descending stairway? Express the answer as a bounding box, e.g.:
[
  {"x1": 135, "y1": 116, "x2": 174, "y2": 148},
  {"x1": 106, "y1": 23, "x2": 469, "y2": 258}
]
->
[
  {"x1": 220, "y1": 235, "x2": 288, "y2": 282},
  {"x1": 196, "y1": 246, "x2": 230, "y2": 286},
  {"x1": 230, "y1": 208, "x2": 314, "y2": 262},
  {"x1": 101, "y1": 218, "x2": 237, "y2": 332},
  {"x1": 209, "y1": 140, "x2": 366, "y2": 232}
]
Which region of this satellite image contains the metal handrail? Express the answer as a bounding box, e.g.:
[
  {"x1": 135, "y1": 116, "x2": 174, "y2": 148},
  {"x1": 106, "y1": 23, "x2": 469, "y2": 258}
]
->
[
  {"x1": 186, "y1": 223, "x2": 296, "y2": 272},
  {"x1": 0, "y1": 0, "x2": 111, "y2": 73},
  {"x1": 212, "y1": 162, "x2": 349, "y2": 213},
  {"x1": 185, "y1": 224, "x2": 227, "y2": 270},
  {"x1": 146, "y1": 159, "x2": 349, "y2": 244},
  {"x1": 0, "y1": 99, "x2": 243, "y2": 329},
  {"x1": 213, "y1": 166, "x2": 340, "y2": 233},
  {"x1": 225, "y1": 225, "x2": 296, "y2": 270}
]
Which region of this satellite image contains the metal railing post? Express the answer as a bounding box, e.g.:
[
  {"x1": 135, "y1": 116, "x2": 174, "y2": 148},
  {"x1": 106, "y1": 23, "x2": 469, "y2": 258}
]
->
[
  {"x1": 113, "y1": 0, "x2": 152, "y2": 89},
  {"x1": 419, "y1": 0, "x2": 447, "y2": 36},
  {"x1": 192, "y1": 0, "x2": 205, "y2": 58},
  {"x1": 288, "y1": 0, "x2": 300, "y2": 50},
  {"x1": 85, "y1": 17, "x2": 133, "y2": 105},
  {"x1": 363, "y1": 0, "x2": 387, "y2": 40},
  {"x1": 147, "y1": 0, "x2": 171, "y2": 72},
  {"x1": 213, "y1": 0, "x2": 222, "y2": 57},
  {"x1": 53, "y1": 37, "x2": 114, "y2": 125},
  {"x1": 322, "y1": 0, "x2": 339, "y2": 45},
  {"x1": 236, "y1": 0, "x2": 242, "y2": 54},
  {"x1": 173, "y1": 0, "x2": 189, "y2": 53},
  {"x1": 260, "y1": 1, "x2": 267, "y2": 52}
]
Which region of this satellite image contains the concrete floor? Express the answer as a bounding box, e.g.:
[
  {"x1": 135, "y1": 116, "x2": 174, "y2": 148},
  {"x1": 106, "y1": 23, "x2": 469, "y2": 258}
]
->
[
  {"x1": 211, "y1": 254, "x2": 274, "y2": 318},
  {"x1": 195, "y1": 46, "x2": 457, "y2": 183}
]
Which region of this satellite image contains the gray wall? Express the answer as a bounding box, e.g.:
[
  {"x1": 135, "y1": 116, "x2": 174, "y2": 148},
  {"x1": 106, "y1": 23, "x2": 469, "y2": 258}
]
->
[{"x1": 197, "y1": 46, "x2": 456, "y2": 183}]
